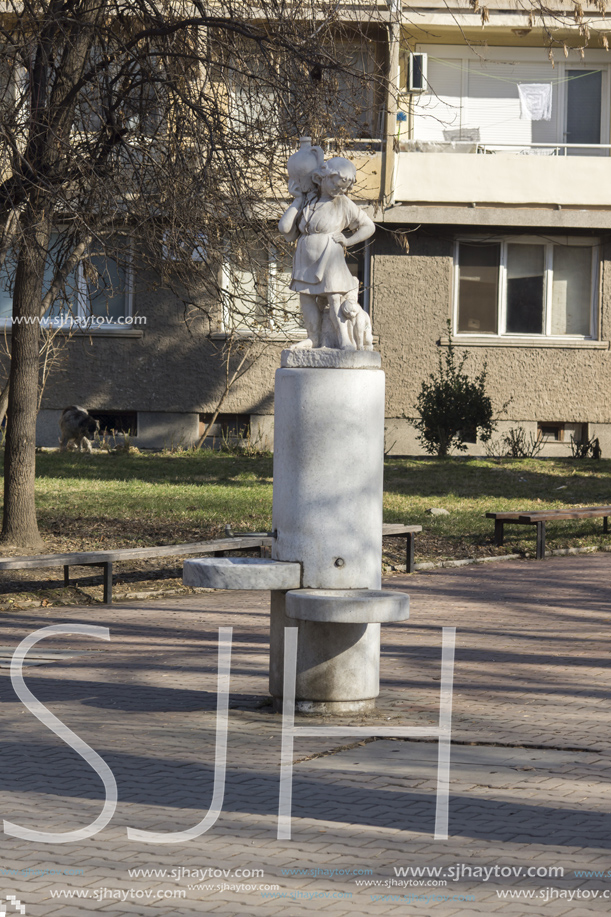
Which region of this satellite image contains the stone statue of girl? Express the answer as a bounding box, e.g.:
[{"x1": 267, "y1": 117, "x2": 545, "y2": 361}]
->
[{"x1": 278, "y1": 139, "x2": 375, "y2": 351}]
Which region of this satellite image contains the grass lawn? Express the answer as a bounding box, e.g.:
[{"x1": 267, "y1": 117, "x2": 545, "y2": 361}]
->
[
  {"x1": 32, "y1": 450, "x2": 275, "y2": 551},
  {"x1": 14, "y1": 450, "x2": 611, "y2": 563},
  {"x1": 384, "y1": 455, "x2": 611, "y2": 562}
]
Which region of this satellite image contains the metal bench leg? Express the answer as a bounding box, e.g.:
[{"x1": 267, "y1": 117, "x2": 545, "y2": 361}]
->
[
  {"x1": 102, "y1": 562, "x2": 113, "y2": 605},
  {"x1": 536, "y1": 522, "x2": 546, "y2": 560},
  {"x1": 604, "y1": 517, "x2": 609, "y2": 535},
  {"x1": 406, "y1": 533, "x2": 415, "y2": 574},
  {"x1": 495, "y1": 519, "x2": 504, "y2": 547},
  {"x1": 64, "y1": 565, "x2": 70, "y2": 588}
]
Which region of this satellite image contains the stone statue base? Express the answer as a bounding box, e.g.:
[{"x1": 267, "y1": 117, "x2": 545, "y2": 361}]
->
[
  {"x1": 280, "y1": 348, "x2": 381, "y2": 369},
  {"x1": 269, "y1": 362, "x2": 386, "y2": 709}
]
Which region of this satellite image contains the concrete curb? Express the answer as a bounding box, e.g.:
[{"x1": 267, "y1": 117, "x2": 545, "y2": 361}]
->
[{"x1": 385, "y1": 543, "x2": 611, "y2": 573}]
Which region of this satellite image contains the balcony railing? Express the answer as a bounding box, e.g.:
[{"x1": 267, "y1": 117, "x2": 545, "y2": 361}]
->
[
  {"x1": 400, "y1": 139, "x2": 611, "y2": 157},
  {"x1": 475, "y1": 142, "x2": 611, "y2": 157}
]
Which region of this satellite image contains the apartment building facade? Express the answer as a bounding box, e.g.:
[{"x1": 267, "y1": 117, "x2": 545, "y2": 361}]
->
[{"x1": 33, "y1": 2, "x2": 611, "y2": 455}]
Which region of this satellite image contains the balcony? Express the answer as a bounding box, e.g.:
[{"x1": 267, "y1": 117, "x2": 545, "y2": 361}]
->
[
  {"x1": 394, "y1": 142, "x2": 611, "y2": 208},
  {"x1": 400, "y1": 43, "x2": 611, "y2": 211}
]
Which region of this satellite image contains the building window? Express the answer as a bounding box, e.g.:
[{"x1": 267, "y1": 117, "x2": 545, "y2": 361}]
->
[
  {"x1": 221, "y1": 239, "x2": 302, "y2": 334},
  {"x1": 220, "y1": 236, "x2": 370, "y2": 335},
  {"x1": 199, "y1": 413, "x2": 250, "y2": 441},
  {"x1": 538, "y1": 422, "x2": 564, "y2": 442},
  {"x1": 0, "y1": 234, "x2": 132, "y2": 327},
  {"x1": 455, "y1": 237, "x2": 598, "y2": 339},
  {"x1": 228, "y1": 38, "x2": 385, "y2": 143},
  {"x1": 85, "y1": 246, "x2": 131, "y2": 323},
  {"x1": 537, "y1": 421, "x2": 587, "y2": 443}
]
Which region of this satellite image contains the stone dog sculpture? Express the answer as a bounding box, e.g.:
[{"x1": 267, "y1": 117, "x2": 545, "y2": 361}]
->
[
  {"x1": 278, "y1": 138, "x2": 375, "y2": 351},
  {"x1": 341, "y1": 289, "x2": 374, "y2": 351},
  {"x1": 59, "y1": 405, "x2": 100, "y2": 453}
]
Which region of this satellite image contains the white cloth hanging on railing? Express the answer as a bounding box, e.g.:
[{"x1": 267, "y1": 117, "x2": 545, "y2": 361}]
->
[{"x1": 517, "y1": 83, "x2": 552, "y2": 121}]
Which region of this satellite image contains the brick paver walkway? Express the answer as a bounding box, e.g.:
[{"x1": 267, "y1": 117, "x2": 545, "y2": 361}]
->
[{"x1": 0, "y1": 553, "x2": 609, "y2": 916}]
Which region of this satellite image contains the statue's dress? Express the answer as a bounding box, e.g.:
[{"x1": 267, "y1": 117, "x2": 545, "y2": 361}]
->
[{"x1": 290, "y1": 193, "x2": 366, "y2": 296}]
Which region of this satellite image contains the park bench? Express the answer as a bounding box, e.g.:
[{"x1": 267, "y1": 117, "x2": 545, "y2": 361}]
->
[
  {"x1": 382, "y1": 523, "x2": 422, "y2": 573},
  {"x1": 0, "y1": 523, "x2": 423, "y2": 607},
  {"x1": 0, "y1": 536, "x2": 272, "y2": 605},
  {"x1": 486, "y1": 507, "x2": 611, "y2": 560}
]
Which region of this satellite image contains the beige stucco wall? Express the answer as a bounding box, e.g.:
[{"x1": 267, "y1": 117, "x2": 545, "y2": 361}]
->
[{"x1": 373, "y1": 228, "x2": 611, "y2": 433}]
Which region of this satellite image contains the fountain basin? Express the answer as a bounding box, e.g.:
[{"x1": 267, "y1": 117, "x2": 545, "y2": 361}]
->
[
  {"x1": 285, "y1": 588, "x2": 409, "y2": 623},
  {"x1": 184, "y1": 557, "x2": 301, "y2": 591}
]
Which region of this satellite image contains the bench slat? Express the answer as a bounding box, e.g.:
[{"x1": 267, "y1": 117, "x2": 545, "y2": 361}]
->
[
  {"x1": 520, "y1": 505, "x2": 611, "y2": 516},
  {"x1": 0, "y1": 536, "x2": 272, "y2": 571},
  {"x1": 0, "y1": 527, "x2": 422, "y2": 571},
  {"x1": 382, "y1": 524, "x2": 422, "y2": 535},
  {"x1": 518, "y1": 510, "x2": 611, "y2": 523},
  {"x1": 0, "y1": 525, "x2": 424, "y2": 591},
  {"x1": 488, "y1": 507, "x2": 611, "y2": 522}
]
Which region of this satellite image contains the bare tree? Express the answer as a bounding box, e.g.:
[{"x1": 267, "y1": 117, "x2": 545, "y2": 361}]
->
[
  {"x1": 0, "y1": 0, "x2": 387, "y2": 546},
  {"x1": 4, "y1": 0, "x2": 587, "y2": 546}
]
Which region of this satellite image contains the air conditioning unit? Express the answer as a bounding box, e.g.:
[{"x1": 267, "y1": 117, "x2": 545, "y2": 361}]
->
[{"x1": 408, "y1": 52, "x2": 428, "y2": 93}]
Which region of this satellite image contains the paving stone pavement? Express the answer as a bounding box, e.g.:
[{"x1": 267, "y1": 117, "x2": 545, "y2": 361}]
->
[{"x1": 0, "y1": 553, "x2": 609, "y2": 916}]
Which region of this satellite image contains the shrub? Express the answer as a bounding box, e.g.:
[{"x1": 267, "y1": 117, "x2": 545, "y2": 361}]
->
[
  {"x1": 571, "y1": 435, "x2": 602, "y2": 459},
  {"x1": 413, "y1": 331, "x2": 496, "y2": 458},
  {"x1": 485, "y1": 426, "x2": 543, "y2": 459}
]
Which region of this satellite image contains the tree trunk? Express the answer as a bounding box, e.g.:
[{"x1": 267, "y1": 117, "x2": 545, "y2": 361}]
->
[
  {"x1": 0, "y1": 0, "x2": 100, "y2": 548},
  {"x1": 1, "y1": 218, "x2": 49, "y2": 548},
  {"x1": 0, "y1": 380, "x2": 9, "y2": 430}
]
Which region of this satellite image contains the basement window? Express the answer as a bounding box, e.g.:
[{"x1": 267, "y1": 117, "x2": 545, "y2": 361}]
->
[
  {"x1": 538, "y1": 422, "x2": 564, "y2": 442},
  {"x1": 89, "y1": 411, "x2": 137, "y2": 436},
  {"x1": 537, "y1": 421, "x2": 588, "y2": 443},
  {"x1": 199, "y1": 413, "x2": 250, "y2": 439}
]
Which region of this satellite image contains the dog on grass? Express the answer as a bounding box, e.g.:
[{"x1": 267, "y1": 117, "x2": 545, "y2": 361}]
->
[{"x1": 59, "y1": 406, "x2": 100, "y2": 453}]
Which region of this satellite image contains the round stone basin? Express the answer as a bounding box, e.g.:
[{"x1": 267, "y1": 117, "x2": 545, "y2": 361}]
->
[
  {"x1": 183, "y1": 557, "x2": 301, "y2": 590},
  {"x1": 285, "y1": 588, "x2": 409, "y2": 624}
]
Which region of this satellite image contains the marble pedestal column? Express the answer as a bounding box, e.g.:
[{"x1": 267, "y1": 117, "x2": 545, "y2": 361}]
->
[{"x1": 270, "y1": 350, "x2": 385, "y2": 713}]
